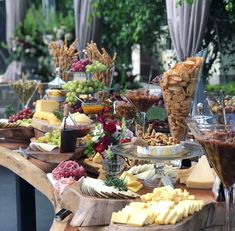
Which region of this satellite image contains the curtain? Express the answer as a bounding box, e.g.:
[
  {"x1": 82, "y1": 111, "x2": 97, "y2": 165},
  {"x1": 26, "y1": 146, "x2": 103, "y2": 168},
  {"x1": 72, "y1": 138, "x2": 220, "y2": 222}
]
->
[
  {"x1": 166, "y1": 0, "x2": 212, "y2": 115},
  {"x1": 74, "y1": 0, "x2": 100, "y2": 52},
  {"x1": 166, "y1": 0, "x2": 211, "y2": 61},
  {"x1": 5, "y1": 0, "x2": 27, "y2": 43}
]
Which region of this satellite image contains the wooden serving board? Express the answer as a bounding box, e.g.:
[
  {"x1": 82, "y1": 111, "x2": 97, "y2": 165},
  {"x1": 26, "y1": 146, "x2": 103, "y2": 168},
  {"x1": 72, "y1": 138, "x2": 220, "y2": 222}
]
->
[
  {"x1": 32, "y1": 118, "x2": 61, "y2": 133},
  {"x1": 79, "y1": 158, "x2": 102, "y2": 175},
  {"x1": 0, "y1": 126, "x2": 34, "y2": 142},
  {"x1": 60, "y1": 181, "x2": 231, "y2": 230},
  {"x1": 25, "y1": 146, "x2": 85, "y2": 164},
  {"x1": 0, "y1": 140, "x2": 29, "y2": 149},
  {"x1": 60, "y1": 182, "x2": 132, "y2": 227}
]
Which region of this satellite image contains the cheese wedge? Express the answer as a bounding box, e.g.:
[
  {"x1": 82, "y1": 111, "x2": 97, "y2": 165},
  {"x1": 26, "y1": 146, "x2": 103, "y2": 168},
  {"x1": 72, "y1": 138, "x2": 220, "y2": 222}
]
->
[
  {"x1": 186, "y1": 155, "x2": 215, "y2": 189},
  {"x1": 93, "y1": 153, "x2": 102, "y2": 163},
  {"x1": 33, "y1": 111, "x2": 61, "y2": 125},
  {"x1": 35, "y1": 100, "x2": 59, "y2": 113}
]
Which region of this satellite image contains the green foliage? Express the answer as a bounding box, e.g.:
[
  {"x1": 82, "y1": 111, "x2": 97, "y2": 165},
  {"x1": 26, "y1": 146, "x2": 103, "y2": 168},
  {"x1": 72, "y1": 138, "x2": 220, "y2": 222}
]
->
[
  {"x1": 202, "y1": 0, "x2": 235, "y2": 81},
  {"x1": 206, "y1": 83, "x2": 235, "y2": 95},
  {"x1": 53, "y1": 109, "x2": 63, "y2": 121},
  {"x1": 92, "y1": 0, "x2": 166, "y2": 64},
  {"x1": 84, "y1": 141, "x2": 95, "y2": 157},
  {"x1": 4, "y1": 105, "x2": 16, "y2": 118},
  {"x1": 1, "y1": 1, "x2": 75, "y2": 81},
  {"x1": 105, "y1": 177, "x2": 127, "y2": 191}
]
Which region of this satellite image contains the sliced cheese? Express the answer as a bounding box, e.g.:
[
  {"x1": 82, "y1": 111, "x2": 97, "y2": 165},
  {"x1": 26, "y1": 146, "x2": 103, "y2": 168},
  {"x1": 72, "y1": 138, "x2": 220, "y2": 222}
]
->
[
  {"x1": 164, "y1": 209, "x2": 177, "y2": 224},
  {"x1": 119, "y1": 171, "x2": 143, "y2": 192},
  {"x1": 186, "y1": 155, "x2": 215, "y2": 189},
  {"x1": 111, "y1": 211, "x2": 129, "y2": 224},
  {"x1": 155, "y1": 208, "x2": 170, "y2": 224},
  {"x1": 120, "y1": 171, "x2": 138, "y2": 182},
  {"x1": 129, "y1": 202, "x2": 146, "y2": 209},
  {"x1": 127, "y1": 211, "x2": 149, "y2": 227},
  {"x1": 127, "y1": 181, "x2": 143, "y2": 193}
]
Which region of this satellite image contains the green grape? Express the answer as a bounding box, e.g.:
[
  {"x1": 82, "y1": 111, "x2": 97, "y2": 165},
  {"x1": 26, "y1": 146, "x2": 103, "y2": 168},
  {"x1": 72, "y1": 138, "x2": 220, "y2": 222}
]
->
[
  {"x1": 44, "y1": 132, "x2": 51, "y2": 140},
  {"x1": 88, "y1": 87, "x2": 94, "y2": 93}
]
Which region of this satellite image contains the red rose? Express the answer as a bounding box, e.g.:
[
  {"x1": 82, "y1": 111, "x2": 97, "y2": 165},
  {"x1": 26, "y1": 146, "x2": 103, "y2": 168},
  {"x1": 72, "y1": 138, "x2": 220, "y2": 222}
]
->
[
  {"x1": 94, "y1": 136, "x2": 111, "y2": 153},
  {"x1": 103, "y1": 121, "x2": 117, "y2": 134},
  {"x1": 119, "y1": 138, "x2": 131, "y2": 144},
  {"x1": 94, "y1": 142, "x2": 106, "y2": 153},
  {"x1": 100, "y1": 136, "x2": 111, "y2": 146}
]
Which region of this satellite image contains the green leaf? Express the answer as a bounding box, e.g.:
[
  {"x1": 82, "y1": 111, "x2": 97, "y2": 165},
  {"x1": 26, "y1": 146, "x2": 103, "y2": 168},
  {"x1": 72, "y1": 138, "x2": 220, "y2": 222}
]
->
[{"x1": 105, "y1": 177, "x2": 127, "y2": 191}]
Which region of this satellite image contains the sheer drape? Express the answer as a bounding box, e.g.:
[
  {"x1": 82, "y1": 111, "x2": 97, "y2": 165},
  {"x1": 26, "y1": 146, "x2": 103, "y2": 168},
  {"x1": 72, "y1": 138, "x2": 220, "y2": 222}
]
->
[
  {"x1": 166, "y1": 0, "x2": 211, "y2": 61},
  {"x1": 74, "y1": 0, "x2": 100, "y2": 51},
  {"x1": 166, "y1": 0, "x2": 212, "y2": 115},
  {"x1": 5, "y1": 0, "x2": 27, "y2": 43}
]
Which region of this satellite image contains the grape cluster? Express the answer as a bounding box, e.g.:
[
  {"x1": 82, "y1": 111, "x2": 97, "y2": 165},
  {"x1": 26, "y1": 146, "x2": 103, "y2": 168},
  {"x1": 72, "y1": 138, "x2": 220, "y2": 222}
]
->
[
  {"x1": 86, "y1": 60, "x2": 107, "y2": 73},
  {"x1": 63, "y1": 80, "x2": 106, "y2": 105},
  {"x1": 70, "y1": 58, "x2": 91, "y2": 72},
  {"x1": 8, "y1": 108, "x2": 34, "y2": 123},
  {"x1": 36, "y1": 130, "x2": 61, "y2": 147},
  {"x1": 52, "y1": 160, "x2": 87, "y2": 180},
  {"x1": 70, "y1": 102, "x2": 83, "y2": 113}
]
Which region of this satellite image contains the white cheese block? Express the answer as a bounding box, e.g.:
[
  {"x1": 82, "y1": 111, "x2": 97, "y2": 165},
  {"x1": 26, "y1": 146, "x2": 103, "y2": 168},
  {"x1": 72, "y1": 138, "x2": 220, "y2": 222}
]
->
[
  {"x1": 186, "y1": 155, "x2": 215, "y2": 189},
  {"x1": 137, "y1": 144, "x2": 183, "y2": 157}
]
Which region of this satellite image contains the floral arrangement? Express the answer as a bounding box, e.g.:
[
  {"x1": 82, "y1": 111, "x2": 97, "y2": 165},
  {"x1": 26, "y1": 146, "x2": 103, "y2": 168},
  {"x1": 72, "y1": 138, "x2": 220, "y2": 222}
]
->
[{"x1": 84, "y1": 118, "x2": 133, "y2": 159}]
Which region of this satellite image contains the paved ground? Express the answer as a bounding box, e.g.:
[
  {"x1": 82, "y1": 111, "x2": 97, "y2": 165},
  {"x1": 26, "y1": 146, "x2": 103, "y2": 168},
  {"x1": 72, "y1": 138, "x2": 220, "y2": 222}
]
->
[{"x1": 0, "y1": 166, "x2": 53, "y2": 231}]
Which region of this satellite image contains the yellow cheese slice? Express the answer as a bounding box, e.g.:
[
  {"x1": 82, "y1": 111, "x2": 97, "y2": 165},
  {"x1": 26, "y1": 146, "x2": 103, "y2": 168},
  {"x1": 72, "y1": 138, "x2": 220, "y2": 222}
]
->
[
  {"x1": 145, "y1": 210, "x2": 156, "y2": 225},
  {"x1": 186, "y1": 155, "x2": 215, "y2": 189},
  {"x1": 120, "y1": 171, "x2": 138, "y2": 182},
  {"x1": 164, "y1": 209, "x2": 177, "y2": 224},
  {"x1": 93, "y1": 153, "x2": 102, "y2": 163},
  {"x1": 127, "y1": 211, "x2": 149, "y2": 227},
  {"x1": 129, "y1": 202, "x2": 146, "y2": 209},
  {"x1": 155, "y1": 208, "x2": 170, "y2": 224},
  {"x1": 111, "y1": 211, "x2": 129, "y2": 224},
  {"x1": 119, "y1": 171, "x2": 143, "y2": 192},
  {"x1": 127, "y1": 181, "x2": 143, "y2": 193}
]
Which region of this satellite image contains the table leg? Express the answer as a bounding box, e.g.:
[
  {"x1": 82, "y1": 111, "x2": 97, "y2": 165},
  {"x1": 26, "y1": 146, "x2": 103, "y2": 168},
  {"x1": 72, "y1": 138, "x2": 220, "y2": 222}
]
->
[{"x1": 15, "y1": 175, "x2": 36, "y2": 231}]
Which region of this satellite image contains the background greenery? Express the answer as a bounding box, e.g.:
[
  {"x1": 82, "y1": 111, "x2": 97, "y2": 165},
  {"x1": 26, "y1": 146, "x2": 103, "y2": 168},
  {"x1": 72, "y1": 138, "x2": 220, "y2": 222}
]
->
[
  {"x1": 1, "y1": 0, "x2": 75, "y2": 82},
  {"x1": 92, "y1": 0, "x2": 235, "y2": 86}
]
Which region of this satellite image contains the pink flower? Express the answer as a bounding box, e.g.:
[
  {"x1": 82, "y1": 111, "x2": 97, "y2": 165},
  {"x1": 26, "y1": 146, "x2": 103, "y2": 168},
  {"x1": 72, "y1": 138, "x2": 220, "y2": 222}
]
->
[{"x1": 103, "y1": 121, "x2": 117, "y2": 134}]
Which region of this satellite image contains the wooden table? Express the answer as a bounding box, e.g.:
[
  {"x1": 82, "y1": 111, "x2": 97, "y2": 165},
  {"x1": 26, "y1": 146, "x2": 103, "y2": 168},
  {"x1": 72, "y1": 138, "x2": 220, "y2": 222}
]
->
[{"x1": 0, "y1": 144, "x2": 234, "y2": 231}]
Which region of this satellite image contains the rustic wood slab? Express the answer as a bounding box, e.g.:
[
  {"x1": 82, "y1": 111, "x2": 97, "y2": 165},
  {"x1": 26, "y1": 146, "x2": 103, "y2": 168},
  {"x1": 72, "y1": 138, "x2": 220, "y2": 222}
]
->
[
  {"x1": 0, "y1": 140, "x2": 29, "y2": 149},
  {"x1": 79, "y1": 158, "x2": 102, "y2": 175},
  {"x1": 24, "y1": 146, "x2": 85, "y2": 164},
  {"x1": 0, "y1": 126, "x2": 34, "y2": 142},
  {"x1": 32, "y1": 118, "x2": 60, "y2": 133},
  {"x1": 60, "y1": 182, "x2": 132, "y2": 227}
]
